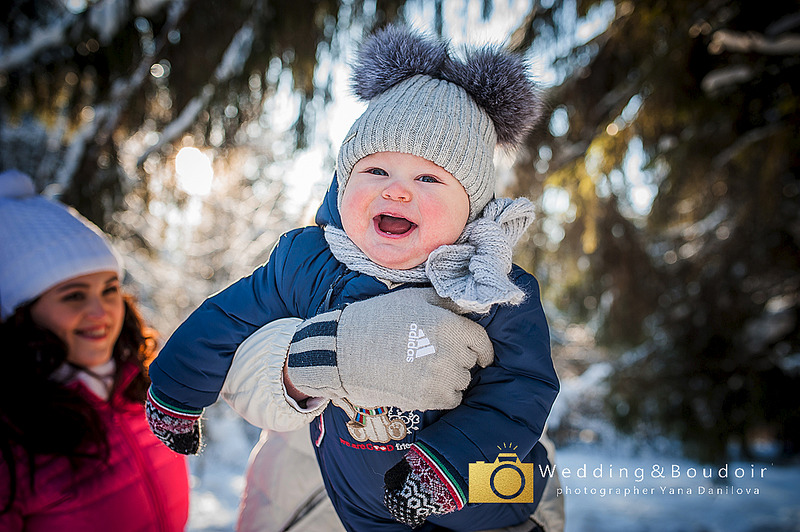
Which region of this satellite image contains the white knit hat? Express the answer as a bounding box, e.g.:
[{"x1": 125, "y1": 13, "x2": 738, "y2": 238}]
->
[{"x1": 0, "y1": 170, "x2": 123, "y2": 321}]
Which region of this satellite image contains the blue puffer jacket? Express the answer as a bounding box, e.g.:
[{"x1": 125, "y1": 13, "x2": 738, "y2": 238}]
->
[{"x1": 149, "y1": 176, "x2": 560, "y2": 531}]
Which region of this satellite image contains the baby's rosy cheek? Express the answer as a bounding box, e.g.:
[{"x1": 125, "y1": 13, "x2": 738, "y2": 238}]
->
[{"x1": 429, "y1": 204, "x2": 457, "y2": 224}]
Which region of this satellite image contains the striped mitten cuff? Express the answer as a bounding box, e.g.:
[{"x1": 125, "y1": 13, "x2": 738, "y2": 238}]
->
[
  {"x1": 286, "y1": 309, "x2": 347, "y2": 399},
  {"x1": 145, "y1": 386, "x2": 203, "y2": 455},
  {"x1": 383, "y1": 444, "x2": 464, "y2": 527}
]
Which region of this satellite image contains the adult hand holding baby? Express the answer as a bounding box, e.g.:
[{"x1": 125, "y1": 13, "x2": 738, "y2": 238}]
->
[{"x1": 286, "y1": 287, "x2": 494, "y2": 411}]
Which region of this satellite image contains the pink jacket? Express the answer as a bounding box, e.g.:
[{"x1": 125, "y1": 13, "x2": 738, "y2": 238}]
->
[{"x1": 0, "y1": 364, "x2": 190, "y2": 532}]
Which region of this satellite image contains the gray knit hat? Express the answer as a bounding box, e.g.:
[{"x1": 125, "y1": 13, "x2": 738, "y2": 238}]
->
[
  {"x1": 336, "y1": 25, "x2": 543, "y2": 222},
  {"x1": 0, "y1": 170, "x2": 123, "y2": 321}
]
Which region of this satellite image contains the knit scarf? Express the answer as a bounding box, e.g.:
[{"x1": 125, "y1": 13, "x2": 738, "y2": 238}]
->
[{"x1": 324, "y1": 197, "x2": 535, "y2": 314}]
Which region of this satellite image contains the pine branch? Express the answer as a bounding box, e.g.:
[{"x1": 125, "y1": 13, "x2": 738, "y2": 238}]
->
[
  {"x1": 53, "y1": 0, "x2": 191, "y2": 190},
  {"x1": 136, "y1": 19, "x2": 255, "y2": 166},
  {"x1": 709, "y1": 29, "x2": 800, "y2": 56},
  {"x1": 0, "y1": 14, "x2": 79, "y2": 72}
]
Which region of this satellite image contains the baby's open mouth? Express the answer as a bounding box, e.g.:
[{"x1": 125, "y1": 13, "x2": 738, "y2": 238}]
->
[{"x1": 376, "y1": 214, "x2": 416, "y2": 235}]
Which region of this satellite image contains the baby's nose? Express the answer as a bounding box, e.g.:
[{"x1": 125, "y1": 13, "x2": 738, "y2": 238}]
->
[{"x1": 382, "y1": 181, "x2": 411, "y2": 201}]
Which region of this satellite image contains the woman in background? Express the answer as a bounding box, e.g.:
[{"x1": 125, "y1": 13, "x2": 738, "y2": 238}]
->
[{"x1": 0, "y1": 170, "x2": 189, "y2": 531}]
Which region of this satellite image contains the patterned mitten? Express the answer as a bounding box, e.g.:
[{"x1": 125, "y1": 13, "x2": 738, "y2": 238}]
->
[
  {"x1": 286, "y1": 287, "x2": 494, "y2": 411},
  {"x1": 383, "y1": 445, "x2": 464, "y2": 528},
  {"x1": 145, "y1": 386, "x2": 203, "y2": 455}
]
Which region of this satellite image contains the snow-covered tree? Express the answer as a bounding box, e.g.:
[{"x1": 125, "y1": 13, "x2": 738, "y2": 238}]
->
[{"x1": 511, "y1": 0, "x2": 800, "y2": 461}]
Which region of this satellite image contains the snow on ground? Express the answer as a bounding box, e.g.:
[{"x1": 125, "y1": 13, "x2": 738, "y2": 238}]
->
[
  {"x1": 187, "y1": 401, "x2": 800, "y2": 532},
  {"x1": 187, "y1": 402, "x2": 261, "y2": 532}
]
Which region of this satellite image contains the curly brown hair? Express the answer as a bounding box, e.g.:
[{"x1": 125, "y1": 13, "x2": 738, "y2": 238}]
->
[{"x1": 0, "y1": 293, "x2": 158, "y2": 513}]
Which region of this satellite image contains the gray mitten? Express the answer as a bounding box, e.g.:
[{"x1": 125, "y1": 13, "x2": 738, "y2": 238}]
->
[{"x1": 286, "y1": 287, "x2": 494, "y2": 411}]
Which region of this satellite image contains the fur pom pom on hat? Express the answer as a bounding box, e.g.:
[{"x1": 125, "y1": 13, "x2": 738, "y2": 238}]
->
[
  {"x1": 337, "y1": 24, "x2": 542, "y2": 221},
  {"x1": 0, "y1": 170, "x2": 123, "y2": 321}
]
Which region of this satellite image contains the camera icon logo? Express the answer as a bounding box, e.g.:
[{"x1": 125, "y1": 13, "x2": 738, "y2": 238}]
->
[{"x1": 468, "y1": 452, "x2": 534, "y2": 503}]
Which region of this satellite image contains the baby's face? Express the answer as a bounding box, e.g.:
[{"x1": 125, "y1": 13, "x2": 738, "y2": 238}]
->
[{"x1": 340, "y1": 152, "x2": 469, "y2": 270}]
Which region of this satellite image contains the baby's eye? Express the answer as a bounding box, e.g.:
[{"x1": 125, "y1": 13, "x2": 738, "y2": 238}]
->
[
  {"x1": 366, "y1": 167, "x2": 388, "y2": 176},
  {"x1": 417, "y1": 175, "x2": 440, "y2": 184}
]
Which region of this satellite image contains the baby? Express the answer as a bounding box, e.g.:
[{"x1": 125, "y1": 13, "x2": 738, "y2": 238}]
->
[{"x1": 147, "y1": 25, "x2": 560, "y2": 531}]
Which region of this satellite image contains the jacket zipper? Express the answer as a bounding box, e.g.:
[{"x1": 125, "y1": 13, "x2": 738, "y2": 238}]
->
[{"x1": 116, "y1": 409, "x2": 170, "y2": 531}]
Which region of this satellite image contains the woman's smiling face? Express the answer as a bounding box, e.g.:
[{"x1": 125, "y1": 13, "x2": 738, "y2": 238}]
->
[
  {"x1": 340, "y1": 151, "x2": 470, "y2": 270},
  {"x1": 31, "y1": 271, "x2": 124, "y2": 368}
]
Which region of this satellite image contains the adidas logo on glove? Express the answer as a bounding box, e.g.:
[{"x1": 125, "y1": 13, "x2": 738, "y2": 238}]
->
[{"x1": 407, "y1": 323, "x2": 436, "y2": 362}]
